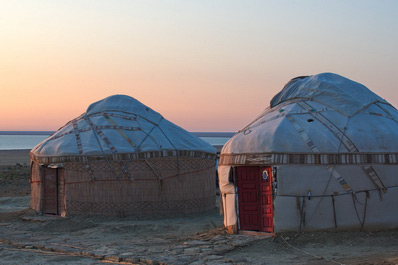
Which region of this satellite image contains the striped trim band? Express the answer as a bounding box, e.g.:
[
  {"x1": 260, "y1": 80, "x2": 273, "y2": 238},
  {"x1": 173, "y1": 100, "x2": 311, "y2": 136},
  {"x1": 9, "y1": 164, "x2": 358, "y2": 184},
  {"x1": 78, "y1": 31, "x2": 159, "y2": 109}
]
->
[{"x1": 219, "y1": 152, "x2": 398, "y2": 166}]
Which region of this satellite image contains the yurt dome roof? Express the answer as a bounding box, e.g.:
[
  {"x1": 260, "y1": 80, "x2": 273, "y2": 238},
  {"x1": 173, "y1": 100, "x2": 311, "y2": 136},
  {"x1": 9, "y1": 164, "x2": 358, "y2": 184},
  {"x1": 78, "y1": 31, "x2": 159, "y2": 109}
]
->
[
  {"x1": 86, "y1": 94, "x2": 163, "y2": 123},
  {"x1": 270, "y1": 73, "x2": 388, "y2": 117},
  {"x1": 31, "y1": 95, "x2": 215, "y2": 159},
  {"x1": 223, "y1": 73, "x2": 398, "y2": 154}
]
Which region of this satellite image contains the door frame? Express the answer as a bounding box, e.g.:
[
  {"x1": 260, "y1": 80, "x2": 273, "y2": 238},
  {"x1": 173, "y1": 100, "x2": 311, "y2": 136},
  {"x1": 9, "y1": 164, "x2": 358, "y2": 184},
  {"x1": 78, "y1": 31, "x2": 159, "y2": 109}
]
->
[{"x1": 235, "y1": 166, "x2": 274, "y2": 233}]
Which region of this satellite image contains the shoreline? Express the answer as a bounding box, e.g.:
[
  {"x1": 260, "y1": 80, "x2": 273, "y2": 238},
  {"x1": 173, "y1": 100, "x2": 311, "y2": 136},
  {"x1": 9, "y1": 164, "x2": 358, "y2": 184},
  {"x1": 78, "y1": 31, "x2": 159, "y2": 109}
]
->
[
  {"x1": 0, "y1": 131, "x2": 235, "y2": 138},
  {"x1": 0, "y1": 149, "x2": 31, "y2": 151}
]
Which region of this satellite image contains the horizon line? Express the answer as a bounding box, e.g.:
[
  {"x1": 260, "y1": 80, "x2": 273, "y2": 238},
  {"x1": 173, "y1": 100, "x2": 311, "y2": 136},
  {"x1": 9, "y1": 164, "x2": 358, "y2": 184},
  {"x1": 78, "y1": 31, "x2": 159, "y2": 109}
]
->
[{"x1": 0, "y1": 131, "x2": 236, "y2": 137}]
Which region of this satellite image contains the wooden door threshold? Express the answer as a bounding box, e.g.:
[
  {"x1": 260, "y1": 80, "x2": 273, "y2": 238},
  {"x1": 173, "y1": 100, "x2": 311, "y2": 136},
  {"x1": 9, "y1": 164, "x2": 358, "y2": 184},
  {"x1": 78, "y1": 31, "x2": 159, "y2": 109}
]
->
[{"x1": 238, "y1": 230, "x2": 276, "y2": 237}]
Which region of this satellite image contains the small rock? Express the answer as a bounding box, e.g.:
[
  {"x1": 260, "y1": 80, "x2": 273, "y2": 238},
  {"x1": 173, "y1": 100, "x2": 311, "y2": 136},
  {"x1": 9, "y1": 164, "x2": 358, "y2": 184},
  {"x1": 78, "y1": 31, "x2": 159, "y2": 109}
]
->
[
  {"x1": 199, "y1": 245, "x2": 211, "y2": 249},
  {"x1": 149, "y1": 249, "x2": 163, "y2": 254},
  {"x1": 212, "y1": 239, "x2": 229, "y2": 245},
  {"x1": 123, "y1": 257, "x2": 140, "y2": 263},
  {"x1": 174, "y1": 245, "x2": 187, "y2": 249},
  {"x1": 140, "y1": 259, "x2": 159, "y2": 265},
  {"x1": 184, "y1": 240, "x2": 207, "y2": 246},
  {"x1": 92, "y1": 252, "x2": 105, "y2": 259},
  {"x1": 81, "y1": 251, "x2": 93, "y2": 257},
  {"x1": 231, "y1": 238, "x2": 251, "y2": 247},
  {"x1": 213, "y1": 245, "x2": 234, "y2": 253},
  {"x1": 189, "y1": 261, "x2": 204, "y2": 265},
  {"x1": 170, "y1": 249, "x2": 183, "y2": 255},
  {"x1": 120, "y1": 252, "x2": 133, "y2": 257},
  {"x1": 184, "y1": 247, "x2": 201, "y2": 254},
  {"x1": 205, "y1": 261, "x2": 231, "y2": 265},
  {"x1": 104, "y1": 256, "x2": 120, "y2": 262},
  {"x1": 200, "y1": 248, "x2": 214, "y2": 255},
  {"x1": 203, "y1": 255, "x2": 223, "y2": 261}
]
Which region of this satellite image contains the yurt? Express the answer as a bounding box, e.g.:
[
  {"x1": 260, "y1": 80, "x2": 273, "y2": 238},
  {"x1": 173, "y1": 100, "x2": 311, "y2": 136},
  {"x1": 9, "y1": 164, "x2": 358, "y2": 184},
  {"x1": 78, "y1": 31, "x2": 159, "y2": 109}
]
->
[
  {"x1": 30, "y1": 95, "x2": 216, "y2": 217},
  {"x1": 219, "y1": 73, "x2": 398, "y2": 234}
]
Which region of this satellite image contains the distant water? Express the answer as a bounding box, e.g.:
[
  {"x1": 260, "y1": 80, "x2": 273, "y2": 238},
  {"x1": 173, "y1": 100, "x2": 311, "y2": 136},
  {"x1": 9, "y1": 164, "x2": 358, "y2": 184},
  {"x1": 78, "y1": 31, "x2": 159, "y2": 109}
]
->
[
  {"x1": 199, "y1": 137, "x2": 231, "y2": 146},
  {"x1": 0, "y1": 135, "x2": 49, "y2": 150},
  {"x1": 193, "y1": 132, "x2": 234, "y2": 146},
  {"x1": 0, "y1": 131, "x2": 233, "y2": 150}
]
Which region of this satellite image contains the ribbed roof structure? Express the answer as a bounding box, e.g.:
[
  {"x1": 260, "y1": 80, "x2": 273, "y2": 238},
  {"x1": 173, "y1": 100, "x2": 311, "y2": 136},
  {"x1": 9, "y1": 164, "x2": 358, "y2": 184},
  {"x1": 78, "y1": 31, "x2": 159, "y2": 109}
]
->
[
  {"x1": 31, "y1": 95, "x2": 215, "y2": 160},
  {"x1": 223, "y1": 73, "x2": 398, "y2": 154}
]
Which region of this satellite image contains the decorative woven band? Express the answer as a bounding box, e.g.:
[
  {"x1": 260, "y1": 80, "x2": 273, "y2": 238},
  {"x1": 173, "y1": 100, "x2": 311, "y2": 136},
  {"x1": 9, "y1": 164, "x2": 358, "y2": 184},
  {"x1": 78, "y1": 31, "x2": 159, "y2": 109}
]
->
[
  {"x1": 31, "y1": 149, "x2": 216, "y2": 164},
  {"x1": 219, "y1": 152, "x2": 398, "y2": 166}
]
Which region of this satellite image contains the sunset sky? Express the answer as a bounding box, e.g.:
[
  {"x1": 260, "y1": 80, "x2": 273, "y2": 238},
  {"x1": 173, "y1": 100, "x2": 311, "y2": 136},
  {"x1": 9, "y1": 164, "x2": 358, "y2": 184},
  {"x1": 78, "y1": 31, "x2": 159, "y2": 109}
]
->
[{"x1": 1, "y1": 1, "x2": 397, "y2": 132}]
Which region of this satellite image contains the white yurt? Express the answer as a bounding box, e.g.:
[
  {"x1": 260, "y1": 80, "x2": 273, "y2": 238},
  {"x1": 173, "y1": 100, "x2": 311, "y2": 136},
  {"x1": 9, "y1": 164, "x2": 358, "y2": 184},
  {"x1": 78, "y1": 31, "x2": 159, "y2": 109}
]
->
[
  {"x1": 219, "y1": 73, "x2": 398, "y2": 233},
  {"x1": 30, "y1": 95, "x2": 216, "y2": 217}
]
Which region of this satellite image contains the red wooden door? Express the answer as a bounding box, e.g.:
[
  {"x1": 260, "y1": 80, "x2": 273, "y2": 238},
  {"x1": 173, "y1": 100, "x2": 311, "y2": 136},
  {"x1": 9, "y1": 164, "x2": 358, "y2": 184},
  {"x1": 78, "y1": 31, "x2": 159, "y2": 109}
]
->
[
  {"x1": 237, "y1": 167, "x2": 273, "y2": 232},
  {"x1": 237, "y1": 167, "x2": 261, "y2": 230},
  {"x1": 260, "y1": 167, "x2": 274, "y2": 232},
  {"x1": 43, "y1": 168, "x2": 58, "y2": 215}
]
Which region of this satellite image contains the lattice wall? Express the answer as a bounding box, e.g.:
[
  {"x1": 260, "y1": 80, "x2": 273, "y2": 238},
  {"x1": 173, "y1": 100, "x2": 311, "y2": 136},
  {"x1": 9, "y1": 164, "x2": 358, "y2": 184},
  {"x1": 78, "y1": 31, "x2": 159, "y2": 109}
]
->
[{"x1": 31, "y1": 156, "x2": 216, "y2": 216}]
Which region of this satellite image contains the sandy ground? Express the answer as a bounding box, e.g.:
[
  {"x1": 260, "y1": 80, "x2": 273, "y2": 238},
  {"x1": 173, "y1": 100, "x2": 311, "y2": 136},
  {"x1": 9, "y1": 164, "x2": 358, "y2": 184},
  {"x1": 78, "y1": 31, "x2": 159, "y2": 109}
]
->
[
  {"x1": 0, "y1": 150, "x2": 30, "y2": 166},
  {"x1": 1, "y1": 150, "x2": 398, "y2": 264}
]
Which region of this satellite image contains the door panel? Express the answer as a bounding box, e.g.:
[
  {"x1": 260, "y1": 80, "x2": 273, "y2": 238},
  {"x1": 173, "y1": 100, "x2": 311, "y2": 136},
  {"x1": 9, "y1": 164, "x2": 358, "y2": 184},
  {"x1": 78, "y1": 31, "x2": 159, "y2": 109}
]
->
[
  {"x1": 237, "y1": 167, "x2": 261, "y2": 231},
  {"x1": 237, "y1": 167, "x2": 274, "y2": 232},
  {"x1": 43, "y1": 168, "x2": 58, "y2": 215},
  {"x1": 57, "y1": 168, "x2": 65, "y2": 216}
]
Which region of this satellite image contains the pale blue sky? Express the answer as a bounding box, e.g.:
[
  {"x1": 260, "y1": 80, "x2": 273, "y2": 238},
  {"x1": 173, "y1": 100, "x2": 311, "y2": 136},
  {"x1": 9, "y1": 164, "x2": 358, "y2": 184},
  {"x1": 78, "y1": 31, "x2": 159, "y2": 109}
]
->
[{"x1": 1, "y1": 0, "x2": 397, "y2": 131}]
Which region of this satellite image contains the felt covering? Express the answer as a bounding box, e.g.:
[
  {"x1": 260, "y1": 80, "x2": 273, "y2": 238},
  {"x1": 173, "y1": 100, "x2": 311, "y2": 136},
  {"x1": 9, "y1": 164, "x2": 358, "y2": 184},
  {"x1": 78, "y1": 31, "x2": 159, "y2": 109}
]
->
[
  {"x1": 31, "y1": 95, "x2": 216, "y2": 158},
  {"x1": 218, "y1": 73, "x2": 398, "y2": 232}
]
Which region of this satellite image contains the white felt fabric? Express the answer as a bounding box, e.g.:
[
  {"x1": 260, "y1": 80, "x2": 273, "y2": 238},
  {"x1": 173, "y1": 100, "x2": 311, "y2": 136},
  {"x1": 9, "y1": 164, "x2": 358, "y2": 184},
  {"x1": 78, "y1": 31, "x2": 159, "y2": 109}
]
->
[
  {"x1": 32, "y1": 95, "x2": 216, "y2": 157},
  {"x1": 222, "y1": 73, "x2": 398, "y2": 155}
]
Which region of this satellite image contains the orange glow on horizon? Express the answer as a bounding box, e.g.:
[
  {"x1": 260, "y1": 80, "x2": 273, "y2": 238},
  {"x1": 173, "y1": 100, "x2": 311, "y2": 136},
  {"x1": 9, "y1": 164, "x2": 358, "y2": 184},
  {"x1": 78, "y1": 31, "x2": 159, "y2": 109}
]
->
[{"x1": 1, "y1": 1, "x2": 397, "y2": 132}]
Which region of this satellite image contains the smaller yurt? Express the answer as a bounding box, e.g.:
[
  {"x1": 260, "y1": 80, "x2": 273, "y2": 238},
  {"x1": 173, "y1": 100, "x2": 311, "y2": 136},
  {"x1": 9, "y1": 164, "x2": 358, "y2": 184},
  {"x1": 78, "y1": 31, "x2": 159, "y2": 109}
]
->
[
  {"x1": 219, "y1": 73, "x2": 398, "y2": 233},
  {"x1": 30, "y1": 95, "x2": 216, "y2": 217}
]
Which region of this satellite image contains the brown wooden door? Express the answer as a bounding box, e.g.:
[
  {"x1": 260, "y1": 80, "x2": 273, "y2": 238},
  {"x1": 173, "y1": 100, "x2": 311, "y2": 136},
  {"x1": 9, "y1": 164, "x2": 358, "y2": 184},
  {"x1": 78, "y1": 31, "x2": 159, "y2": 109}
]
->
[
  {"x1": 43, "y1": 168, "x2": 58, "y2": 215},
  {"x1": 237, "y1": 167, "x2": 274, "y2": 232},
  {"x1": 57, "y1": 168, "x2": 65, "y2": 216}
]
